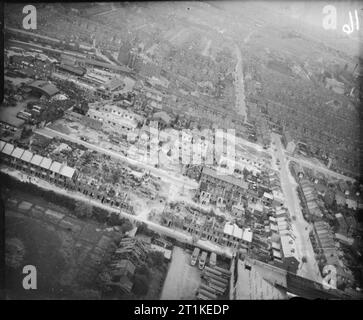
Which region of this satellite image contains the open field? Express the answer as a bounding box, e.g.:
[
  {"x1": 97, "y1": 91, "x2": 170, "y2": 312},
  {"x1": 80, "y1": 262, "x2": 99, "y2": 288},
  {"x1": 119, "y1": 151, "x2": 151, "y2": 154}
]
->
[{"x1": 4, "y1": 194, "x2": 119, "y2": 299}]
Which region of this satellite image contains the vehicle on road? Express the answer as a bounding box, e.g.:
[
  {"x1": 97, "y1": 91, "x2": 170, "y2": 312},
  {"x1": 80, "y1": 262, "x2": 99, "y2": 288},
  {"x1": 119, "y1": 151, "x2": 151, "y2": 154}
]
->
[
  {"x1": 199, "y1": 251, "x2": 208, "y2": 270},
  {"x1": 191, "y1": 247, "x2": 200, "y2": 266},
  {"x1": 209, "y1": 252, "x2": 217, "y2": 267}
]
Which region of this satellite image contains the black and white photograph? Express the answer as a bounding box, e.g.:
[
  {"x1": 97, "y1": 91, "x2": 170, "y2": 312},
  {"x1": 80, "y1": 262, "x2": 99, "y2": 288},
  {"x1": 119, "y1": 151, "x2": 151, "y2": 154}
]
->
[{"x1": 1, "y1": 1, "x2": 363, "y2": 302}]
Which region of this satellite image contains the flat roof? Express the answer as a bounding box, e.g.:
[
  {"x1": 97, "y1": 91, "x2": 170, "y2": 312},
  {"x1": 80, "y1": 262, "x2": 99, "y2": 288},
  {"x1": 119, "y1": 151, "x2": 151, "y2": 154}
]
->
[
  {"x1": 273, "y1": 250, "x2": 282, "y2": 259},
  {"x1": 50, "y1": 161, "x2": 62, "y2": 173},
  {"x1": 242, "y1": 228, "x2": 253, "y2": 243},
  {"x1": 2, "y1": 143, "x2": 15, "y2": 155},
  {"x1": 39, "y1": 157, "x2": 53, "y2": 169},
  {"x1": 280, "y1": 235, "x2": 296, "y2": 258},
  {"x1": 20, "y1": 150, "x2": 34, "y2": 162},
  {"x1": 30, "y1": 154, "x2": 43, "y2": 166},
  {"x1": 11, "y1": 147, "x2": 25, "y2": 159},
  {"x1": 223, "y1": 222, "x2": 243, "y2": 239},
  {"x1": 272, "y1": 242, "x2": 281, "y2": 250},
  {"x1": 59, "y1": 165, "x2": 75, "y2": 178}
]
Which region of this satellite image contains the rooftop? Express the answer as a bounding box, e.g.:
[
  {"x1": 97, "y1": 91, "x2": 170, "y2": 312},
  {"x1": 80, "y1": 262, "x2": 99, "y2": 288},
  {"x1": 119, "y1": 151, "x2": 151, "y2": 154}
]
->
[
  {"x1": 50, "y1": 161, "x2": 62, "y2": 173},
  {"x1": 20, "y1": 150, "x2": 34, "y2": 162},
  {"x1": 223, "y1": 222, "x2": 243, "y2": 239},
  {"x1": 30, "y1": 154, "x2": 43, "y2": 166},
  {"x1": 0, "y1": 140, "x2": 6, "y2": 152},
  {"x1": 11, "y1": 147, "x2": 25, "y2": 159},
  {"x1": 2, "y1": 143, "x2": 15, "y2": 155},
  {"x1": 39, "y1": 157, "x2": 53, "y2": 169},
  {"x1": 59, "y1": 165, "x2": 76, "y2": 178},
  {"x1": 280, "y1": 235, "x2": 296, "y2": 258},
  {"x1": 26, "y1": 80, "x2": 60, "y2": 97},
  {"x1": 202, "y1": 167, "x2": 248, "y2": 190}
]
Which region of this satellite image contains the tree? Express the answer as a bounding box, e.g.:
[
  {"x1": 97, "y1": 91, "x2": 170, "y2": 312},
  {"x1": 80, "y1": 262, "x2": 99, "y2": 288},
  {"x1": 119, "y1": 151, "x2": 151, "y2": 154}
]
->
[
  {"x1": 92, "y1": 206, "x2": 109, "y2": 223},
  {"x1": 132, "y1": 274, "x2": 149, "y2": 296},
  {"x1": 74, "y1": 201, "x2": 93, "y2": 219},
  {"x1": 136, "y1": 265, "x2": 151, "y2": 279},
  {"x1": 120, "y1": 220, "x2": 133, "y2": 233},
  {"x1": 111, "y1": 168, "x2": 121, "y2": 184},
  {"x1": 149, "y1": 251, "x2": 164, "y2": 267},
  {"x1": 108, "y1": 212, "x2": 122, "y2": 226}
]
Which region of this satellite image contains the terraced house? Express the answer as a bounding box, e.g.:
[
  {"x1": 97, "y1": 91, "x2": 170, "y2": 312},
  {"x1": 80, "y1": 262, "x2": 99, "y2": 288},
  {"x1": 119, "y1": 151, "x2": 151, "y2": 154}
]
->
[{"x1": 0, "y1": 140, "x2": 78, "y2": 188}]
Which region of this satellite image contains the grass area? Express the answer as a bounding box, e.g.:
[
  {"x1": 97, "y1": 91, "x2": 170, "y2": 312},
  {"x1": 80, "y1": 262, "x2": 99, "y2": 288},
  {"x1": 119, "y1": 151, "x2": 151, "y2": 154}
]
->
[
  {"x1": 4, "y1": 192, "x2": 124, "y2": 299},
  {"x1": 6, "y1": 214, "x2": 67, "y2": 299}
]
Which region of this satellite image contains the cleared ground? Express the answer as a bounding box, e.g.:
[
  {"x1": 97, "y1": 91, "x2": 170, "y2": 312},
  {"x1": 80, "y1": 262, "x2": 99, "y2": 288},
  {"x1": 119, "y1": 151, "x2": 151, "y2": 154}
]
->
[{"x1": 160, "y1": 246, "x2": 201, "y2": 300}]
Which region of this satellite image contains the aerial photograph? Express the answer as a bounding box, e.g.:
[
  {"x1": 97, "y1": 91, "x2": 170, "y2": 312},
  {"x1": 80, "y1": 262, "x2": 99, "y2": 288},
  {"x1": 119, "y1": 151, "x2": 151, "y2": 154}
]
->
[{"x1": 1, "y1": 1, "x2": 363, "y2": 300}]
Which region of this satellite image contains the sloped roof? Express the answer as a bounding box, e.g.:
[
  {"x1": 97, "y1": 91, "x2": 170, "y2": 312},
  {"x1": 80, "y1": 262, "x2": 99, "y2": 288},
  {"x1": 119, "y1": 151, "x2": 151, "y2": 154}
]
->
[
  {"x1": 30, "y1": 154, "x2": 43, "y2": 166},
  {"x1": 11, "y1": 147, "x2": 25, "y2": 159},
  {"x1": 39, "y1": 157, "x2": 53, "y2": 169},
  {"x1": 20, "y1": 150, "x2": 34, "y2": 162},
  {"x1": 59, "y1": 165, "x2": 75, "y2": 178},
  {"x1": 2, "y1": 143, "x2": 15, "y2": 155}
]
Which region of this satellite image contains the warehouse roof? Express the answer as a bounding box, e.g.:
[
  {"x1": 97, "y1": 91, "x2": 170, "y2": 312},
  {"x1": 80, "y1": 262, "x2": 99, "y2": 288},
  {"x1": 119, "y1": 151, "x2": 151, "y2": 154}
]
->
[{"x1": 26, "y1": 80, "x2": 60, "y2": 97}]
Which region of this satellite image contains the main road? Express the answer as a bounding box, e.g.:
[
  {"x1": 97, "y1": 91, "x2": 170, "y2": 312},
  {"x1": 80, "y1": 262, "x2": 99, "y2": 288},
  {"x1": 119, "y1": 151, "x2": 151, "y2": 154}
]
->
[
  {"x1": 232, "y1": 42, "x2": 247, "y2": 122},
  {"x1": 271, "y1": 133, "x2": 322, "y2": 283}
]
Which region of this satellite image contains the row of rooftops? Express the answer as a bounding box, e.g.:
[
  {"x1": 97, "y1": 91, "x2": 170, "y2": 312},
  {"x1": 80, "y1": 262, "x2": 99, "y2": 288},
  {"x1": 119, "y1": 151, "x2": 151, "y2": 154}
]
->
[
  {"x1": 223, "y1": 222, "x2": 253, "y2": 242},
  {"x1": 270, "y1": 207, "x2": 298, "y2": 259},
  {"x1": 0, "y1": 140, "x2": 76, "y2": 178},
  {"x1": 201, "y1": 167, "x2": 249, "y2": 190}
]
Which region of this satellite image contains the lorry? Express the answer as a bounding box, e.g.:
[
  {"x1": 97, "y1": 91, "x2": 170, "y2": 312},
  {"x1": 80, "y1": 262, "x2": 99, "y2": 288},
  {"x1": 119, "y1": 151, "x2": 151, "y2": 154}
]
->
[
  {"x1": 198, "y1": 251, "x2": 208, "y2": 270},
  {"x1": 191, "y1": 247, "x2": 200, "y2": 266}
]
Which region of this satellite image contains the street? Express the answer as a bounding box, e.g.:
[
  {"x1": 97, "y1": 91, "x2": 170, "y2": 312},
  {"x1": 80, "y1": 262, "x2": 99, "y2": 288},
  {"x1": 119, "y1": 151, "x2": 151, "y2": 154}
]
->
[
  {"x1": 1, "y1": 166, "x2": 233, "y2": 258},
  {"x1": 35, "y1": 127, "x2": 198, "y2": 190},
  {"x1": 271, "y1": 133, "x2": 322, "y2": 283},
  {"x1": 233, "y1": 42, "x2": 247, "y2": 122}
]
